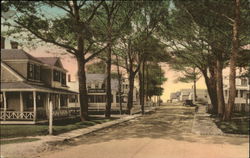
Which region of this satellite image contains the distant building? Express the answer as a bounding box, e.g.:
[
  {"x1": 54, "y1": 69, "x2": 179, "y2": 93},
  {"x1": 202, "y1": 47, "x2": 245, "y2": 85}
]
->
[
  {"x1": 179, "y1": 89, "x2": 208, "y2": 103},
  {"x1": 170, "y1": 89, "x2": 208, "y2": 103},
  {"x1": 67, "y1": 74, "x2": 138, "y2": 109},
  {"x1": 170, "y1": 92, "x2": 180, "y2": 102}
]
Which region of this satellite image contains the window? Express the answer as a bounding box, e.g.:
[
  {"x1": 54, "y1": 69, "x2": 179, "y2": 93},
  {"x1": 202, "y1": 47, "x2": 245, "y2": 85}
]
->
[
  {"x1": 95, "y1": 83, "x2": 99, "y2": 89},
  {"x1": 236, "y1": 90, "x2": 239, "y2": 98},
  {"x1": 61, "y1": 72, "x2": 66, "y2": 85},
  {"x1": 102, "y1": 83, "x2": 105, "y2": 89},
  {"x1": 53, "y1": 70, "x2": 61, "y2": 82},
  {"x1": 88, "y1": 95, "x2": 106, "y2": 103},
  {"x1": 241, "y1": 78, "x2": 247, "y2": 86},
  {"x1": 69, "y1": 95, "x2": 78, "y2": 103},
  {"x1": 240, "y1": 90, "x2": 244, "y2": 98},
  {"x1": 28, "y1": 63, "x2": 34, "y2": 79},
  {"x1": 225, "y1": 90, "x2": 228, "y2": 97},
  {"x1": 34, "y1": 65, "x2": 40, "y2": 80},
  {"x1": 28, "y1": 63, "x2": 40, "y2": 80},
  {"x1": 87, "y1": 83, "x2": 91, "y2": 89}
]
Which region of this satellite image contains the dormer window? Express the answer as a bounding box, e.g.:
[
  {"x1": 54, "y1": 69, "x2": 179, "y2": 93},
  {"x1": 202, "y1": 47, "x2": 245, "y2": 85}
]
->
[
  {"x1": 28, "y1": 63, "x2": 40, "y2": 81},
  {"x1": 28, "y1": 63, "x2": 34, "y2": 79},
  {"x1": 34, "y1": 65, "x2": 40, "y2": 80},
  {"x1": 61, "y1": 72, "x2": 66, "y2": 85},
  {"x1": 53, "y1": 70, "x2": 61, "y2": 82}
]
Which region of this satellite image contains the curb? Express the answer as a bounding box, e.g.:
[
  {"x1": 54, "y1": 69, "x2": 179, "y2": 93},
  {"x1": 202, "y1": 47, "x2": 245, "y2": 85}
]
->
[{"x1": 55, "y1": 114, "x2": 142, "y2": 141}]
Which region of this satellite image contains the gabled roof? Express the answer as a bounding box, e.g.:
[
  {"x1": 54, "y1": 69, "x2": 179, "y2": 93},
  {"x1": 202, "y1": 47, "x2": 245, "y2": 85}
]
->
[
  {"x1": 86, "y1": 73, "x2": 119, "y2": 90},
  {"x1": 36, "y1": 57, "x2": 64, "y2": 69},
  {"x1": 86, "y1": 74, "x2": 107, "y2": 83},
  {"x1": 1, "y1": 49, "x2": 43, "y2": 64}
]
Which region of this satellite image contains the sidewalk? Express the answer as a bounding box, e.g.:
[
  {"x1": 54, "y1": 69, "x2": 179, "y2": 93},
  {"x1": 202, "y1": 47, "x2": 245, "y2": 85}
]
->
[
  {"x1": 0, "y1": 106, "x2": 157, "y2": 158},
  {"x1": 191, "y1": 105, "x2": 223, "y2": 135}
]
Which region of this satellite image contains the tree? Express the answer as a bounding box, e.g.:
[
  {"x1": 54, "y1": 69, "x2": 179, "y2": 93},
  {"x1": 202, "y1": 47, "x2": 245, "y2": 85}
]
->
[
  {"x1": 131, "y1": 1, "x2": 169, "y2": 114},
  {"x1": 92, "y1": 1, "x2": 135, "y2": 118},
  {"x1": 2, "y1": 1, "x2": 107, "y2": 121},
  {"x1": 223, "y1": 0, "x2": 240, "y2": 120},
  {"x1": 145, "y1": 63, "x2": 167, "y2": 100},
  {"x1": 170, "y1": 59, "x2": 201, "y2": 102},
  {"x1": 86, "y1": 61, "x2": 106, "y2": 74}
]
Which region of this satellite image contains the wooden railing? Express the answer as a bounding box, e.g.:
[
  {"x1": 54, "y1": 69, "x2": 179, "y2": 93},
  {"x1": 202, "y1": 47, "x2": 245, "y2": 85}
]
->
[
  {"x1": 0, "y1": 111, "x2": 35, "y2": 120},
  {"x1": 0, "y1": 107, "x2": 81, "y2": 121}
]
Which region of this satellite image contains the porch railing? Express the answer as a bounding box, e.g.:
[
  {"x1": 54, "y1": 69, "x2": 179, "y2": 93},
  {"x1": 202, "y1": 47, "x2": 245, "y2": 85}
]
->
[
  {"x1": 53, "y1": 108, "x2": 80, "y2": 118},
  {"x1": 0, "y1": 107, "x2": 81, "y2": 121},
  {"x1": 0, "y1": 111, "x2": 35, "y2": 120}
]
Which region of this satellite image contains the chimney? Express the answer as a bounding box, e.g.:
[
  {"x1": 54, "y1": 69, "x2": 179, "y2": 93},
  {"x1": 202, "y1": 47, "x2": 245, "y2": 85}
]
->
[
  {"x1": 1, "y1": 36, "x2": 5, "y2": 49},
  {"x1": 68, "y1": 74, "x2": 71, "y2": 82},
  {"x1": 10, "y1": 41, "x2": 18, "y2": 49}
]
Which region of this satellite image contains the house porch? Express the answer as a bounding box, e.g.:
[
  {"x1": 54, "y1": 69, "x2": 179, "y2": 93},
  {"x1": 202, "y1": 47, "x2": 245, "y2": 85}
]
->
[{"x1": 0, "y1": 91, "x2": 79, "y2": 124}]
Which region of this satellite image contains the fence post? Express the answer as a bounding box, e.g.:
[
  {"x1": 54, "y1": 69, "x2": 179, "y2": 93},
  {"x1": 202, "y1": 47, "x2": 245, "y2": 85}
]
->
[{"x1": 49, "y1": 101, "x2": 53, "y2": 135}]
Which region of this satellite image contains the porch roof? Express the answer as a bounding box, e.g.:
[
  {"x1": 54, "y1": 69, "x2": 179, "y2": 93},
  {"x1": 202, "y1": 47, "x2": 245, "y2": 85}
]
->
[{"x1": 1, "y1": 82, "x2": 78, "y2": 94}]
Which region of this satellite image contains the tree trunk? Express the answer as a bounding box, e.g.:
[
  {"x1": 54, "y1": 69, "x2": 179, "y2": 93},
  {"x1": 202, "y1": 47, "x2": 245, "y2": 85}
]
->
[
  {"x1": 77, "y1": 57, "x2": 89, "y2": 121},
  {"x1": 193, "y1": 67, "x2": 197, "y2": 102},
  {"x1": 139, "y1": 60, "x2": 145, "y2": 114},
  {"x1": 115, "y1": 55, "x2": 123, "y2": 115},
  {"x1": 127, "y1": 73, "x2": 135, "y2": 115},
  {"x1": 146, "y1": 62, "x2": 149, "y2": 101},
  {"x1": 224, "y1": 0, "x2": 240, "y2": 121},
  {"x1": 203, "y1": 69, "x2": 218, "y2": 114},
  {"x1": 193, "y1": 79, "x2": 197, "y2": 102},
  {"x1": 105, "y1": 46, "x2": 112, "y2": 118},
  {"x1": 216, "y1": 57, "x2": 225, "y2": 117}
]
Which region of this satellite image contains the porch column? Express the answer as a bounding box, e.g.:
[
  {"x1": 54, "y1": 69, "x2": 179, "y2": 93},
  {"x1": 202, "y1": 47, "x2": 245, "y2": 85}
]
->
[
  {"x1": 3, "y1": 92, "x2": 7, "y2": 121},
  {"x1": 67, "y1": 95, "x2": 70, "y2": 107},
  {"x1": 47, "y1": 93, "x2": 50, "y2": 119},
  {"x1": 20, "y1": 92, "x2": 24, "y2": 113},
  {"x1": 33, "y1": 91, "x2": 37, "y2": 121},
  {"x1": 77, "y1": 94, "x2": 80, "y2": 107},
  {"x1": 58, "y1": 94, "x2": 61, "y2": 110}
]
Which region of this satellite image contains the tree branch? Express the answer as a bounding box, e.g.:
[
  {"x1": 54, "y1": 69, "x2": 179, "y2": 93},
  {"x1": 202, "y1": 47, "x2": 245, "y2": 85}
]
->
[
  {"x1": 85, "y1": 44, "x2": 108, "y2": 63},
  {"x1": 87, "y1": 1, "x2": 104, "y2": 23},
  {"x1": 14, "y1": 20, "x2": 77, "y2": 54}
]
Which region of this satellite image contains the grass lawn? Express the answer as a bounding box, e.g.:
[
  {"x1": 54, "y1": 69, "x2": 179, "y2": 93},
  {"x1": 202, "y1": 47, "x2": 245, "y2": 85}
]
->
[
  {"x1": 215, "y1": 112, "x2": 250, "y2": 135},
  {"x1": 0, "y1": 117, "x2": 116, "y2": 139}
]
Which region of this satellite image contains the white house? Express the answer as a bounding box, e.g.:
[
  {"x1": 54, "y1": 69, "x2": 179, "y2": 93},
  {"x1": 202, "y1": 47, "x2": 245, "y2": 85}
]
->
[
  {"x1": 67, "y1": 73, "x2": 139, "y2": 109},
  {"x1": 223, "y1": 76, "x2": 249, "y2": 112},
  {"x1": 179, "y1": 89, "x2": 208, "y2": 103}
]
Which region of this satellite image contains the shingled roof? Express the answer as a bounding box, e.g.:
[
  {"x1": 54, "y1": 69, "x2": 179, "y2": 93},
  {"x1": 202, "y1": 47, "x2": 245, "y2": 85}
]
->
[
  {"x1": 1, "y1": 49, "x2": 43, "y2": 64},
  {"x1": 1, "y1": 82, "x2": 77, "y2": 94}
]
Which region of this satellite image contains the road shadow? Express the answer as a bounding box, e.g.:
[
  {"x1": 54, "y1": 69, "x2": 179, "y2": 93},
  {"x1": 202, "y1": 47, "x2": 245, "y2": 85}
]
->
[{"x1": 49, "y1": 106, "x2": 249, "y2": 149}]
